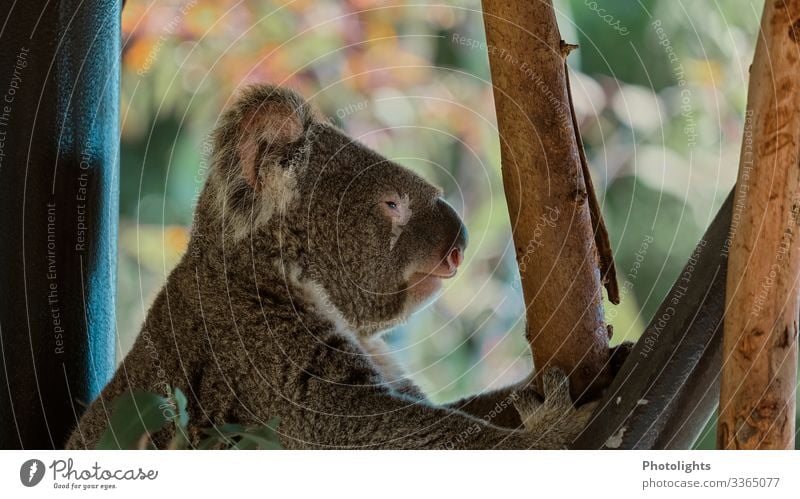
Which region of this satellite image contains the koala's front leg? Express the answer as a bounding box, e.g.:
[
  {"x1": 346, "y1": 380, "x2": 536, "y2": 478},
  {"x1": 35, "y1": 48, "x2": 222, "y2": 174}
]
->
[
  {"x1": 444, "y1": 342, "x2": 629, "y2": 428},
  {"x1": 275, "y1": 383, "x2": 557, "y2": 449},
  {"x1": 443, "y1": 375, "x2": 538, "y2": 429},
  {"x1": 512, "y1": 368, "x2": 596, "y2": 449}
]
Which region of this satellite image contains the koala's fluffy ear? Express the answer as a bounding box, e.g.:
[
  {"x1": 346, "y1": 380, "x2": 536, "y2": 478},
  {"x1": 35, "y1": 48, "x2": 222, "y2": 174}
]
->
[{"x1": 215, "y1": 85, "x2": 315, "y2": 191}]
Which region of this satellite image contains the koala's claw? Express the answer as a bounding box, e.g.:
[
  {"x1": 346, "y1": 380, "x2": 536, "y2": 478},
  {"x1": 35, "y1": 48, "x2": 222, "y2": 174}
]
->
[{"x1": 512, "y1": 385, "x2": 542, "y2": 422}]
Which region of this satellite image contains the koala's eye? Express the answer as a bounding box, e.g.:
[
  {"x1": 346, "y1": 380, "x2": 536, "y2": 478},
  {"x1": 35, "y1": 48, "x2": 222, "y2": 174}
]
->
[{"x1": 381, "y1": 195, "x2": 411, "y2": 227}]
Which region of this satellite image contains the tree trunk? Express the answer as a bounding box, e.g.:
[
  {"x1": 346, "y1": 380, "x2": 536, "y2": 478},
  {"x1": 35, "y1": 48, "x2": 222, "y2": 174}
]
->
[
  {"x1": 481, "y1": 0, "x2": 615, "y2": 399},
  {"x1": 717, "y1": 0, "x2": 800, "y2": 450},
  {"x1": 0, "y1": 0, "x2": 121, "y2": 449}
]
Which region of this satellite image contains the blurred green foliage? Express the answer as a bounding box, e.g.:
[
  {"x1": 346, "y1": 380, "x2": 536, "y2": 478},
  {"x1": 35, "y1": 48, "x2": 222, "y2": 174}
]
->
[{"x1": 118, "y1": 0, "x2": 798, "y2": 449}]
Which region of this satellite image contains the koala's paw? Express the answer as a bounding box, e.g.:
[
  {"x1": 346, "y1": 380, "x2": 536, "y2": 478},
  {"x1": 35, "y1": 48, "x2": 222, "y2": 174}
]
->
[{"x1": 512, "y1": 368, "x2": 596, "y2": 448}]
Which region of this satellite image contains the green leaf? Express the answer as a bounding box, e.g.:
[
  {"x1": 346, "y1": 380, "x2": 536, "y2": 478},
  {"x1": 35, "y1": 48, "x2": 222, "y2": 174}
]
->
[
  {"x1": 265, "y1": 417, "x2": 280, "y2": 430},
  {"x1": 197, "y1": 420, "x2": 282, "y2": 450},
  {"x1": 216, "y1": 423, "x2": 245, "y2": 434},
  {"x1": 172, "y1": 388, "x2": 189, "y2": 429},
  {"x1": 95, "y1": 388, "x2": 282, "y2": 450},
  {"x1": 95, "y1": 391, "x2": 171, "y2": 450},
  {"x1": 195, "y1": 435, "x2": 223, "y2": 450},
  {"x1": 199, "y1": 426, "x2": 239, "y2": 449},
  {"x1": 229, "y1": 421, "x2": 282, "y2": 450},
  {"x1": 249, "y1": 420, "x2": 280, "y2": 443},
  {"x1": 165, "y1": 387, "x2": 191, "y2": 449},
  {"x1": 230, "y1": 432, "x2": 279, "y2": 450}
]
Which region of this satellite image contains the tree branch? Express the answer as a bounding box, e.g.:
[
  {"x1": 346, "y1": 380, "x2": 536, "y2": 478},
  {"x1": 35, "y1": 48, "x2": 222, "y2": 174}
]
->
[
  {"x1": 572, "y1": 191, "x2": 732, "y2": 449},
  {"x1": 481, "y1": 0, "x2": 616, "y2": 399},
  {"x1": 718, "y1": 0, "x2": 800, "y2": 450}
]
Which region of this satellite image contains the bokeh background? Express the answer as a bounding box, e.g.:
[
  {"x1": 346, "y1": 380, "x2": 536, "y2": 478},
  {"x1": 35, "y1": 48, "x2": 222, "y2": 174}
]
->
[{"x1": 117, "y1": 0, "x2": 781, "y2": 448}]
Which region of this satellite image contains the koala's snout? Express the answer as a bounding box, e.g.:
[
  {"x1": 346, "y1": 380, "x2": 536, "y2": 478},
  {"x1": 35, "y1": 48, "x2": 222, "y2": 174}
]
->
[
  {"x1": 433, "y1": 197, "x2": 468, "y2": 277},
  {"x1": 402, "y1": 195, "x2": 467, "y2": 306},
  {"x1": 447, "y1": 246, "x2": 463, "y2": 272}
]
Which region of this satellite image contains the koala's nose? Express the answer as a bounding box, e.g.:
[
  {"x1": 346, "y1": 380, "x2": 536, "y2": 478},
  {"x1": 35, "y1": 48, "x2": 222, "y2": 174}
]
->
[
  {"x1": 447, "y1": 246, "x2": 463, "y2": 270},
  {"x1": 436, "y1": 196, "x2": 468, "y2": 274}
]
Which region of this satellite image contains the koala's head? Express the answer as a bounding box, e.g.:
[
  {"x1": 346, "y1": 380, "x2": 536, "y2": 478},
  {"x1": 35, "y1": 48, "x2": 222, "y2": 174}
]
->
[{"x1": 202, "y1": 84, "x2": 468, "y2": 335}]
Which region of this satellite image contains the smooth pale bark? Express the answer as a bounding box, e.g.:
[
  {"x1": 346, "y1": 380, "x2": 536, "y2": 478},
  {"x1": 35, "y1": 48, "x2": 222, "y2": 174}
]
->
[
  {"x1": 718, "y1": 0, "x2": 800, "y2": 450},
  {"x1": 481, "y1": 0, "x2": 615, "y2": 398}
]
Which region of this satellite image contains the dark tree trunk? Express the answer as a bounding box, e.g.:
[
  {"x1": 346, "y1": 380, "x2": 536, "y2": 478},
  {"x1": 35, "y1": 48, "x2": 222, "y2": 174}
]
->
[
  {"x1": 573, "y1": 192, "x2": 732, "y2": 449},
  {"x1": 0, "y1": 0, "x2": 121, "y2": 449}
]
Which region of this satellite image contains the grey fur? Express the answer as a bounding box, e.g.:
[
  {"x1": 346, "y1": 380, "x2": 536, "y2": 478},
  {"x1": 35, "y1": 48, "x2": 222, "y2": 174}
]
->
[{"x1": 65, "y1": 84, "x2": 590, "y2": 449}]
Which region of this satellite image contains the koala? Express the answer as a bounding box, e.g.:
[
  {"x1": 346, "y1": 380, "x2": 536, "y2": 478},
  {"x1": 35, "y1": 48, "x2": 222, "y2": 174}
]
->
[{"x1": 65, "y1": 84, "x2": 594, "y2": 450}]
